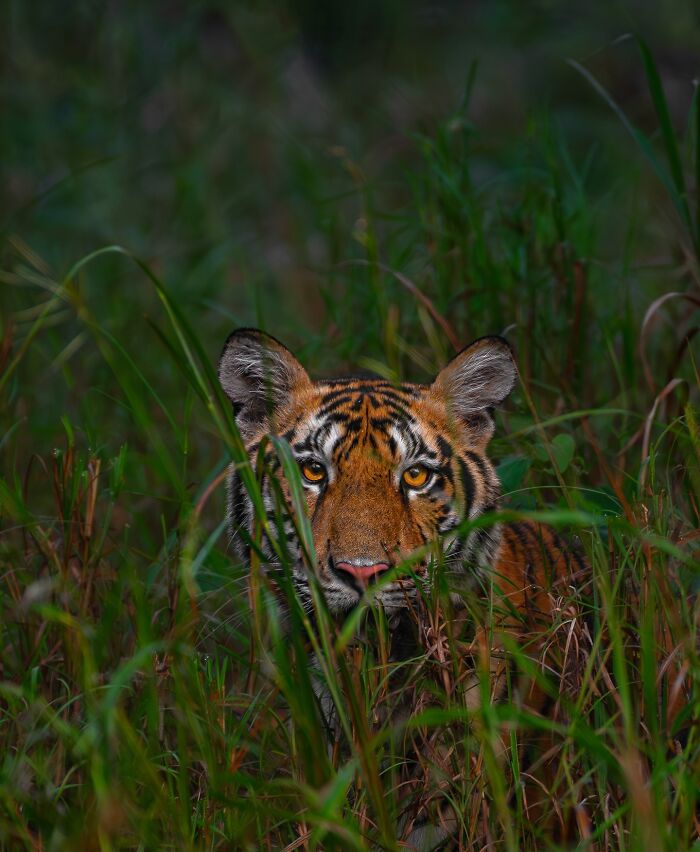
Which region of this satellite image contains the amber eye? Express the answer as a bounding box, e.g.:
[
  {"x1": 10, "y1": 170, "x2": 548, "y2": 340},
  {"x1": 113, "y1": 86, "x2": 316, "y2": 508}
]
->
[
  {"x1": 402, "y1": 464, "x2": 430, "y2": 489},
  {"x1": 302, "y1": 460, "x2": 326, "y2": 484}
]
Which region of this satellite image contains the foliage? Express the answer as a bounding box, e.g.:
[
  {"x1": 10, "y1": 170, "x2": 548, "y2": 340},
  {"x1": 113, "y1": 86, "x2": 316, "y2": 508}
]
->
[{"x1": 1, "y1": 5, "x2": 699, "y2": 849}]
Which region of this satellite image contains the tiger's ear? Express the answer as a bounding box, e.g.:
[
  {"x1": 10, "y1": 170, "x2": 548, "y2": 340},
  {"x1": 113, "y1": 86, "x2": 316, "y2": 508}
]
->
[
  {"x1": 218, "y1": 328, "x2": 311, "y2": 435},
  {"x1": 430, "y1": 336, "x2": 516, "y2": 444}
]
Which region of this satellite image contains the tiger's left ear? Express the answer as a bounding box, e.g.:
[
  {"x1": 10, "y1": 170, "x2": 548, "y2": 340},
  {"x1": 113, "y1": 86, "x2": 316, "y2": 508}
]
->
[{"x1": 429, "y1": 336, "x2": 517, "y2": 444}]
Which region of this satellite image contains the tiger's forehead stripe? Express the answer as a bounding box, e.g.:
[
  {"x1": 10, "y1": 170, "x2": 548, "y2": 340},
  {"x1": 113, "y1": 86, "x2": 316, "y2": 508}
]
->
[
  {"x1": 288, "y1": 382, "x2": 447, "y2": 467},
  {"x1": 314, "y1": 384, "x2": 419, "y2": 423}
]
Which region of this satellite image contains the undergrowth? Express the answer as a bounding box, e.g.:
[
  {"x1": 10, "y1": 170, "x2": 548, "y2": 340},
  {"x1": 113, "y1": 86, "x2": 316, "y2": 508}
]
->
[{"x1": 1, "y1": 28, "x2": 700, "y2": 852}]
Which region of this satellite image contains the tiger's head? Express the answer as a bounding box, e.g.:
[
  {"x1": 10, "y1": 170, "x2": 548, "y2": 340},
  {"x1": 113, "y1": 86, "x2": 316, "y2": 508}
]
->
[{"x1": 218, "y1": 329, "x2": 516, "y2": 614}]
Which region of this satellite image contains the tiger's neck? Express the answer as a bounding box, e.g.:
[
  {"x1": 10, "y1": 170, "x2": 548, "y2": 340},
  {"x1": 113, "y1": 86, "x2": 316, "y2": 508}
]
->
[{"x1": 462, "y1": 516, "x2": 503, "y2": 575}]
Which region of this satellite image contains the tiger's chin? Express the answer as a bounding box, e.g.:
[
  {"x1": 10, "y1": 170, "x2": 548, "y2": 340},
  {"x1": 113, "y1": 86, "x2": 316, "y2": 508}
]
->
[{"x1": 318, "y1": 583, "x2": 421, "y2": 618}]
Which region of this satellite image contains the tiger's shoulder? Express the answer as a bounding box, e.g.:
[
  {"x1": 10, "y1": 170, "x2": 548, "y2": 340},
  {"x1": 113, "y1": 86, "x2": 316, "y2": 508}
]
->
[{"x1": 489, "y1": 520, "x2": 588, "y2": 633}]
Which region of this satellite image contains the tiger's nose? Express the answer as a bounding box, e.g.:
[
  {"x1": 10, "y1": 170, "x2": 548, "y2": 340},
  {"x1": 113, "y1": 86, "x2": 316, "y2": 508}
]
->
[{"x1": 334, "y1": 561, "x2": 390, "y2": 586}]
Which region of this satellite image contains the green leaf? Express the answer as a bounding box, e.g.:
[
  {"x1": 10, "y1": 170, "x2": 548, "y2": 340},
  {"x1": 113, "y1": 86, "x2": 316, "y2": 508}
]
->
[
  {"x1": 551, "y1": 433, "x2": 575, "y2": 472},
  {"x1": 496, "y1": 456, "x2": 531, "y2": 494}
]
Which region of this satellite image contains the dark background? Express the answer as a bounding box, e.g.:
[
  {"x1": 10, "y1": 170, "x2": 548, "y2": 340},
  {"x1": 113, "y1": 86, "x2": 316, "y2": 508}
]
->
[
  {"x1": 2, "y1": 1, "x2": 699, "y2": 502},
  {"x1": 4, "y1": 2, "x2": 699, "y2": 314}
]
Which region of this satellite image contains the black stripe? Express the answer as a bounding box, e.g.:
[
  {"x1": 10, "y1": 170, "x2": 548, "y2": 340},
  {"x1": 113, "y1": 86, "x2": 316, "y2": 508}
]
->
[
  {"x1": 231, "y1": 473, "x2": 247, "y2": 533},
  {"x1": 343, "y1": 416, "x2": 363, "y2": 436},
  {"x1": 385, "y1": 403, "x2": 413, "y2": 421},
  {"x1": 464, "y1": 449, "x2": 490, "y2": 481},
  {"x1": 318, "y1": 388, "x2": 357, "y2": 405},
  {"x1": 507, "y1": 523, "x2": 537, "y2": 591},
  {"x1": 458, "y1": 457, "x2": 475, "y2": 510},
  {"x1": 519, "y1": 522, "x2": 557, "y2": 585},
  {"x1": 436, "y1": 435, "x2": 453, "y2": 460},
  {"x1": 293, "y1": 436, "x2": 315, "y2": 454},
  {"x1": 550, "y1": 527, "x2": 587, "y2": 575},
  {"x1": 316, "y1": 397, "x2": 353, "y2": 418},
  {"x1": 320, "y1": 411, "x2": 351, "y2": 426},
  {"x1": 367, "y1": 416, "x2": 396, "y2": 431},
  {"x1": 439, "y1": 464, "x2": 454, "y2": 486},
  {"x1": 338, "y1": 433, "x2": 360, "y2": 462}
]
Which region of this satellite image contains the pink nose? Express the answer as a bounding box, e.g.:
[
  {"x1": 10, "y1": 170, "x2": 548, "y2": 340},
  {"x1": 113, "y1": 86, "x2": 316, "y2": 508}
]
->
[{"x1": 335, "y1": 561, "x2": 390, "y2": 584}]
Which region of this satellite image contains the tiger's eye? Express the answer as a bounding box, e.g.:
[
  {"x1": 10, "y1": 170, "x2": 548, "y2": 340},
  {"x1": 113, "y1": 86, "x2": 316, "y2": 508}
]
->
[
  {"x1": 402, "y1": 465, "x2": 429, "y2": 489},
  {"x1": 302, "y1": 461, "x2": 326, "y2": 483}
]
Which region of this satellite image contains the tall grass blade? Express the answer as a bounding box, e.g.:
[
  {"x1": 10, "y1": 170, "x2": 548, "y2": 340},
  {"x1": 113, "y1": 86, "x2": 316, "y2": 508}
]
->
[{"x1": 636, "y1": 37, "x2": 694, "y2": 245}]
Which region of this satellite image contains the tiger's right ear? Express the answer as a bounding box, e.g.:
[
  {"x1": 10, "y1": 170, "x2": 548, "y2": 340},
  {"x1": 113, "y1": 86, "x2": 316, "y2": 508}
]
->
[
  {"x1": 428, "y1": 335, "x2": 517, "y2": 446},
  {"x1": 218, "y1": 328, "x2": 311, "y2": 435}
]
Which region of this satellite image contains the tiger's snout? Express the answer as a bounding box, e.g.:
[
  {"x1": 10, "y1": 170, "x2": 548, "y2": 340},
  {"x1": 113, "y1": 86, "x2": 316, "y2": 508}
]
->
[{"x1": 332, "y1": 559, "x2": 391, "y2": 590}]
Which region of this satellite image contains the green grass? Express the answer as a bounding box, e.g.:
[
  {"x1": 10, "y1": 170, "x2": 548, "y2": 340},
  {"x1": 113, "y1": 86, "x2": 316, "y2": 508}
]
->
[{"x1": 2, "y1": 7, "x2": 700, "y2": 849}]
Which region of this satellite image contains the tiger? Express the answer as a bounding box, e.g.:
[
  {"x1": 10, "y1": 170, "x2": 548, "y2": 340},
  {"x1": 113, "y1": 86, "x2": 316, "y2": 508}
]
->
[
  {"x1": 217, "y1": 327, "x2": 584, "y2": 640},
  {"x1": 217, "y1": 328, "x2": 586, "y2": 844}
]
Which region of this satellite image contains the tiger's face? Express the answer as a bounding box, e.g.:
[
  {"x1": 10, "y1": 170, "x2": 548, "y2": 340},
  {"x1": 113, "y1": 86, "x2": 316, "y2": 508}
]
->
[{"x1": 218, "y1": 329, "x2": 516, "y2": 614}]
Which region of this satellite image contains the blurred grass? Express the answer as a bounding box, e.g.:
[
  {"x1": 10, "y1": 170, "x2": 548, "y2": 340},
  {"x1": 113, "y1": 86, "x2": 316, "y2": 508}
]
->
[{"x1": 1, "y1": 2, "x2": 700, "y2": 849}]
